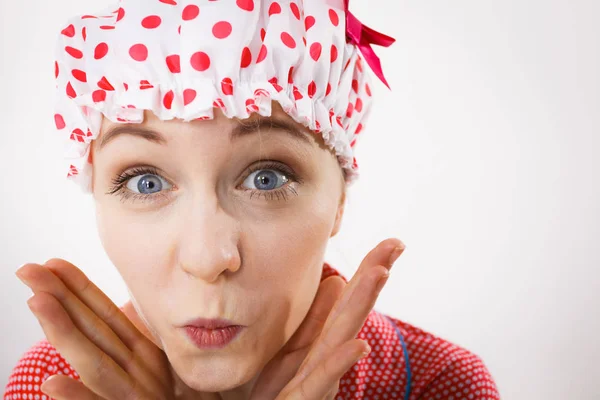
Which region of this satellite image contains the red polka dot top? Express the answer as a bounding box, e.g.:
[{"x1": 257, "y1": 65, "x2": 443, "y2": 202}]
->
[{"x1": 4, "y1": 263, "x2": 500, "y2": 399}]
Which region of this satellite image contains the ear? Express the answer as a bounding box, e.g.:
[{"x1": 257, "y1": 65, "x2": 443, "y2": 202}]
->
[{"x1": 330, "y1": 188, "x2": 346, "y2": 238}]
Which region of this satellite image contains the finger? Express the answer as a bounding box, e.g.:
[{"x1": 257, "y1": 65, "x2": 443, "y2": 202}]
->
[
  {"x1": 120, "y1": 300, "x2": 160, "y2": 345},
  {"x1": 297, "y1": 239, "x2": 404, "y2": 377},
  {"x1": 40, "y1": 259, "x2": 169, "y2": 388},
  {"x1": 43, "y1": 258, "x2": 156, "y2": 354},
  {"x1": 40, "y1": 374, "x2": 103, "y2": 400},
  {"x1": 284, "y1": 339, "x2": 370, "y2": 400},
  {"x1": 16, "y1": 263, "x2": 166, "y2": 393},
  {"x1": 284, "y1": 276, "x2": 345, "y2": 352},
  {"x1": 322, "y1": 238, "x2": 404, "y2": 332},
  {"x1": 17, "y1": 263, "x2": 133, "y2": 368},
  {"x1": 27, "y1": 291, "x2": 150, "y2": 400},
  {"x1": 324, "y1": 382, "x2": 340, "y2": 400}
]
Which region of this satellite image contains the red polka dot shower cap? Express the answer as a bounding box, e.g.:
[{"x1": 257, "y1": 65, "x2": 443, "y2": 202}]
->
[{"x1": 53, "y1": 0, "x2": 395, "y2": 192}]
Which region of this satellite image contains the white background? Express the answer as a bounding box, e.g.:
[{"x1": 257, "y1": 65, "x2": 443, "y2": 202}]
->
[{"x1": 1, "y1": 0, "x2": 599, "y2": 399}]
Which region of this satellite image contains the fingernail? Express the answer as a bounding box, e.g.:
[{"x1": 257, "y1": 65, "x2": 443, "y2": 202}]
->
[
  {"x1": 27, "y1": 294, "x2": 37, "y2": 308},
  {"x1": 40, "y1": 377, "x2": 55, "y2": 396},
  {"x1": 359, "y1": 343, "x2": 372, "y2": 359},
  {"x1": 15, "y1": 265, "x2": 32, "y2": 285},
  {"x1": 15, "y1": 272, "x2": 31, "y2": 287},
  {"x1": 388, "y1": 245, "x2": 405, "y2": 266},
  {"x1": 375, "y1": 270, "x2": 390, "y2": 292}
]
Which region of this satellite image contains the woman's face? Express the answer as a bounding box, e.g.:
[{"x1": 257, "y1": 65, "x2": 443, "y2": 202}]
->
[{"x1": 90, "y1": 103, "x2": 346, "y2": 393}]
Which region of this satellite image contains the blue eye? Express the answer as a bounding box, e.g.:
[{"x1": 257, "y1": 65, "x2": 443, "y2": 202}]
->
[
  {"x1": 243, "y1": 169, "x2": 289, "y2": 191},
  {"x1": 126, "y1": 174, "x2": 172, "y2": 195}
]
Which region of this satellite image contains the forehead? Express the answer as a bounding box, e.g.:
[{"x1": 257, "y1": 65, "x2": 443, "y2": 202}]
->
[{"x1": 96, "y1": 101, "x2": 330, "y2": 152}]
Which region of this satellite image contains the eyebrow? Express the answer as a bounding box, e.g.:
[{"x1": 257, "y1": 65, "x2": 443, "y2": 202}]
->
[{"x1": 97, "y1": 116, "x2": 312, "y2": 150}]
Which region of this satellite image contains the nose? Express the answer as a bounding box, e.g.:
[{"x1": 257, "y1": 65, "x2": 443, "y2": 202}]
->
[{"x1": 176, "y1": 202, "x2": 241, "y2": 283}]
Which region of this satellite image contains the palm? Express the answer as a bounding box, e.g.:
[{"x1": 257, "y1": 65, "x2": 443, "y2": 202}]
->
[
  {"x1": 17, "y1": 261, "x2": 198, "y2": 399},
  {"x1": 248, "y1": 275, "x2": 344, "y2": 399}
]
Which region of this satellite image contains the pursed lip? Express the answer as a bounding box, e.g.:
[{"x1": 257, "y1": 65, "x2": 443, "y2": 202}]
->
[
  {"x1": 182, "y1": 318, "x2": 243, "y2": 329},
  {"x1": 180, "y1": 318, "x2": 246, "y2": 349}
]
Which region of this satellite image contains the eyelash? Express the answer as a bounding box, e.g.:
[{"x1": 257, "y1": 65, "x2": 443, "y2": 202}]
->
[
  {"x1": 106, "y1": 161, "x2": 302, "y2": 203},
  {"x1": 241, "y1": 161, "x2": 302, "y2": 202}
]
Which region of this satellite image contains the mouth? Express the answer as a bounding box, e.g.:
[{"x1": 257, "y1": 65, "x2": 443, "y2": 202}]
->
[{"x1": 181, "y1": 318, "x2": 245, "y2": 349}]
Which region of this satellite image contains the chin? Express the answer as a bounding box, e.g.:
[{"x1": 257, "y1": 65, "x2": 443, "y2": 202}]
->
[{"x1": 173, "y1": 353, "x2": 259, "y2": 392}]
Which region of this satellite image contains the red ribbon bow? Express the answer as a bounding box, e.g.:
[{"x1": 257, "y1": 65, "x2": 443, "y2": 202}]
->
[{"x1": 344, "y1": 0, "x2": 396, "y2": 89}]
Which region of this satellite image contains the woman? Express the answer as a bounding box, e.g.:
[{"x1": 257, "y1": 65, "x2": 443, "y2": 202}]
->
[{"x1": 4, "y1": 0, "x2": 499, "y2": 398}]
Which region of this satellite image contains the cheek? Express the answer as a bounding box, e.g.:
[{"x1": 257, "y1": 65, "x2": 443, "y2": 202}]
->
[
  {"x1": 96, "y1": 204, "x2": 169, "y2": 293},
  {"x1": 246, "y1": 196, "x2": 338, "y2": 337}
]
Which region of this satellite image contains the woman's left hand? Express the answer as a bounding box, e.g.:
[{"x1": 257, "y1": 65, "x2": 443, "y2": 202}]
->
[{"x1": 250, "y1": 237, "x2": 405, "y2": 400}]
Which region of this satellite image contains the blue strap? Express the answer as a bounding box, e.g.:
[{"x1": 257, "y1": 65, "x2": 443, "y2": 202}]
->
[{"x1": 385, "y1": 316, "x2": 412, "y2": 400}]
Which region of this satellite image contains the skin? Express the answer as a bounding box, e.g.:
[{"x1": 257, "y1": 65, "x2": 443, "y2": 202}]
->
[
  {"x1": 15, "y1": 102, "x2": 405, "y2": 399},
  {"x1": 89, "y1": 103, "x2": 347, "y2": 396}
]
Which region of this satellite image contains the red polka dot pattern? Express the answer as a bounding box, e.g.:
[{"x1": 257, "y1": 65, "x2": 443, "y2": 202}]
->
[
  {"x1": 236, "y1": 0, "x2": 254, "y2": 12},
  {"x1": 94, "y1": 42, "x2": 108, "y2": 59},
  {"x1": 183, "y1": 89, "x2": 196, "y2": 105},
  {"x1": 166, "y1": 54, "x2": 181, "y2": 73},
  {"x1": 65, "y1": 46, "x2": 83, "y2": 59},
  {"x1": 355, "y1": 98, "x2": 363, "y2": 113},
  {"x1": 71, "y1": 69, "x2": 87, "y2": 82},
  {"x1": 331, "y1": 45, "x2": 338, "y2": 63},
  {"x1": 142, "y1": 15, "x2": 162, "y2": 29},
  {"x1": 221, "y1": 77, "x2": 234, "y2": 95},
  {"x1": 65, "y1": 82, "x2": 76, "y2": 98},
  {"x1": 310, "y1": 42, "x2": 322, "y2": 61},
  {"x1": 329, "y1": 9, "x2": 339, "y2": 26},
  {"x1": 61, "y1": 24, "x2": 75, "y2": 37},
  {"x1": 129, "y1": 43, "x2": 148, "y2": 61},
  {"x1": 4, "y1": 264, "x2": 499, "y2": 399},
  {"x1": 54, "y1": 114, "x2": 66, "y2": 129},
  {"x1": 281, "y1": 32, "x2": 296, "y2": 49},
  {"x1": 212, "y1": 21, "x2": 232, "y2": 39},
  {"x1": 51, "y1": 0, "x2": 387, "y2": 190},
  {"x1": 305, "y1": 15, "x2": 316, "y2": 31},
  {"x1": 241, "y1": 47, "x2": 252, "y2": 68},
  {"x1": 269, "y1": 2, "x2": 282, "y2": 16},
  {"x1": 163, "y1": 90, "x2": 174, "y2": 109},
  {"x1": 182, "y1": 5, "x2": 199, "y2": 21},
  {"x1": 256, "y1": 44, "x2": 267, "y2": 63},
  {"x1": 245, "y1": 98, "x2": 259, "y2": 113},
  {"x1": 308, "y1": 81, "x2": 317, "y2": 98},
  {"x1": 139, "y1": 80, "x2": 153, "y2": 90},
  {"x1": 116, "y1": 7, "x2": 125, "y2": 22},
  {"x1": 190, "y1": 51, "x2": 210, "y2": 71},
  {"x1": 92, "y1": 89, "x2": 106, "y2": 102},
  {"x1": 290, "y1": 2, "x2": 301, "y2": 20},
  {"x1": 97, "y1": 76, "x2": 115, "y2": 91}
]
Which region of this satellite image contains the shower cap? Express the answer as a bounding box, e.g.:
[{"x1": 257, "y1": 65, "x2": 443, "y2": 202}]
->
[{"x1": 53, "y1": 0, "x2": 395, "y2": 192}]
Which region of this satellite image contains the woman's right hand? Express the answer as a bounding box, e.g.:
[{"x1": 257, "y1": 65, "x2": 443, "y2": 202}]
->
[{"x1": 15, "y1": 259, "x2": 197, "y2": 400}]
